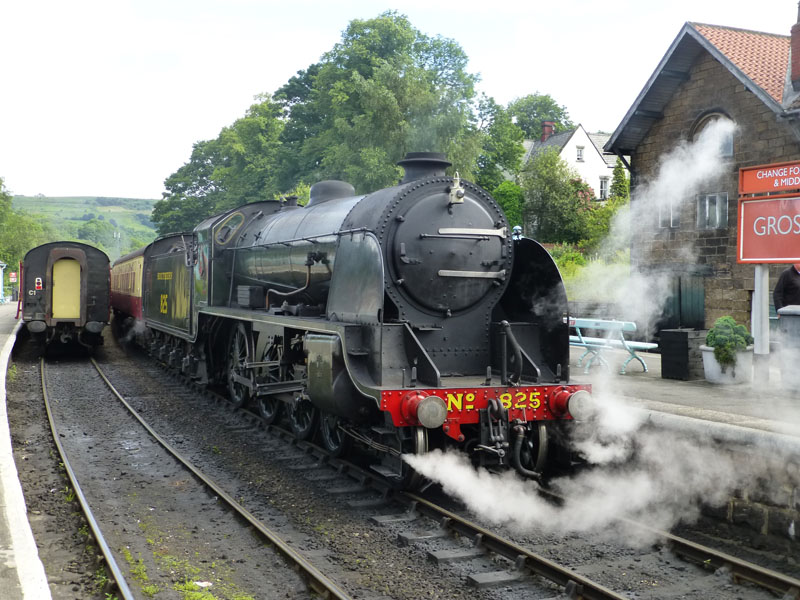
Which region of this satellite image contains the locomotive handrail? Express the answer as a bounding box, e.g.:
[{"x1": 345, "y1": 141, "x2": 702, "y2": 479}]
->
[{"x1": 229, "y1": 227, "x2": 371, "y2": 250}]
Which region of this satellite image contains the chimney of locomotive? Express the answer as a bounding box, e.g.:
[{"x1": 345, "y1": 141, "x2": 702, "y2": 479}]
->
[{"x1": 397, "y1": 152, "x2": 452, "y2": 183}]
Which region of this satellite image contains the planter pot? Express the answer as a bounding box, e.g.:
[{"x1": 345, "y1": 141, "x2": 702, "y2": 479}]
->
[{"x1": 699, "y1": 345, "x2": 753, "y2": 384}]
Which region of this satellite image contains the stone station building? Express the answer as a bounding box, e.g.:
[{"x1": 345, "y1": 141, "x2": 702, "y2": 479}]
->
[{"x1": 606, "y1": 18, "x2": 800, "y2": 333}]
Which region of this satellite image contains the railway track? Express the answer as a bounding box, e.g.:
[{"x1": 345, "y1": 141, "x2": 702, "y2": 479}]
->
[
  {"x1": 31, "y1": 335, "x2": 793, "y2": 599},
  {"x1": 123, "y1": 343, "x2": 800, "y2": 599},
  {"x1": 39, "y1": 356, "x2": 351, "y2": 599}
]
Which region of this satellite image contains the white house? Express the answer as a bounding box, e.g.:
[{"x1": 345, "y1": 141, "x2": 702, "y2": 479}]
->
[{"x1": 522, "y1": 123, "x2": 621, "y2": 200}]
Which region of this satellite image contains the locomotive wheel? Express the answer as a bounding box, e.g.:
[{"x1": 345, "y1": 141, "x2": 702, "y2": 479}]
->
[
  {"x1": 320, "y1": 412, "x2": 350, "y2": 457},
  {"x1": 256, "y1": 397, "x2": 282, "y2": 425},
  {"x1": 227, "y1": 323, "x2": 253, "y2": 409},
  {"x1": 401, "y1": 427, "x2": 428, "y2": 490},
  {"x1": 289, "y1": 397, "x2": 318, "y2": 441},
  {"x1": 256, "y1": 338, "x2": 285, "y2": 425},
  {"x1": 519, "y1": 423, "x2": 548, "y2": 474}
]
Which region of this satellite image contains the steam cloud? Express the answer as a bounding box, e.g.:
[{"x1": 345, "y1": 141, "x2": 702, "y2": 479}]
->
[
  {"x1": 404, "y1": 119, "x2": 800, "y2": 544},
  {"x1": 571, "y1": 118, "x2": 737, "y2": 331}
]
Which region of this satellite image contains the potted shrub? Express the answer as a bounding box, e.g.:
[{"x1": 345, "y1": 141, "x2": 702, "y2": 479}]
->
[{"x1": 700, "y1": 316, "x2": 754, "y2": 384}]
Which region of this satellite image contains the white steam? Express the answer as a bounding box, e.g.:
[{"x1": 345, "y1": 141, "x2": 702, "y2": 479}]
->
[
  {"x1": 401, "y1": 120, "x2": 787, "y2": 545},
  {"x1": 404, "y1": 390, "x2": 793, "y2": 545},
  {"x1": 121, "y1": 318, "x2": 147, "y2": 344},
  {"x1": 572, "y1": 118, "x2": 737, "y2": 331}
]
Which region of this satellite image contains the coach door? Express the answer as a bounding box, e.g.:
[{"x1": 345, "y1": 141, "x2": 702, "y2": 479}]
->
[{"x1": 52, "y1": 258, "x2": 81, "y2": 319}]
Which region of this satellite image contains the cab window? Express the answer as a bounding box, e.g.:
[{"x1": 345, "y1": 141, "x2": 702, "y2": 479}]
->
[{"x1": 215, "y1": 213, "x2": 245, "y2": 245}]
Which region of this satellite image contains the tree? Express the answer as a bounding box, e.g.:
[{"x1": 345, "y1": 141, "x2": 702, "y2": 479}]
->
[
  {"x1": 156, "y1": 11, "x2": 491, "y2": 233},
  {"x1": 212, "y1": 94, "x2": 285, "y2": 211},
  {"x1": 152, "y1": 139, "x2": 224, "y2": 234},
  {"x1": 77, "y1": 218, "x2": 117, "y2": 249},
  {"x1": 609, "y1": 157, "x2": 630, "y2": 200},
  {"x1": 274, "y1": 11, "x2": 481, "y2": 192},
  {"x1": 492, "y1": 181, "x2": 524, "y2": 230},
  {"x1": 520, "y1": 148, "x2": 592, "y2": 243},
  {"x1": 474, "y1": 95, "x2": 524, "y2": 190},
  {"x1": 582, "y1": 158, "x2": 630, "y2": 258},
  {"x1": 507, "y1": 93, "x2": 574, "y2": 140},
  {"x1": 0, "y1": 177, "x2": 55, "y2": 271},
  {"x1": 152, "y1": 95, "x2": 286, "y2": 235}
]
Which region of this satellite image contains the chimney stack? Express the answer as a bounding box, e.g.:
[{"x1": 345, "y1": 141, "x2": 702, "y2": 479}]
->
[
  {"x1": 541, "y1": 121, "x2": 555, "y2": 142},
  {"x1": 792, "y1": 2, "x2": 800, "y2": 91}
]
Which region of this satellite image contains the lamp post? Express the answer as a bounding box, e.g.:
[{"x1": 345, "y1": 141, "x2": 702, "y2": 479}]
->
[{"x1": 0, "y1": 262, "x2": 6, "y2": 303}]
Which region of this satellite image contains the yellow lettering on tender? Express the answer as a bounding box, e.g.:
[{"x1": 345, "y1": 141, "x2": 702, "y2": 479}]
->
[
  {"x1": 446, "y1": 393, "x2": 463, "y2": 411},
  {"x1": 160, "y1": 294, "x2": 168, "y2": 314}
]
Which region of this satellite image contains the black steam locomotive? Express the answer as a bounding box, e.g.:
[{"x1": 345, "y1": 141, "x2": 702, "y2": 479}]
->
[
  {"x1": 19, "y1": 241, "x2": 110, "y2": 350},
  {"x1": 112, "y1": 152, "x2": 592, "y2": 487}
]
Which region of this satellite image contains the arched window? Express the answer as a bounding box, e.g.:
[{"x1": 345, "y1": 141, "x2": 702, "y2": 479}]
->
[
  {"x1": 691, "y1": 113, "x2": 734, "y2": 158},
  {"x1": 692, "y1": 113, "x2": 734, "y2": 230}
]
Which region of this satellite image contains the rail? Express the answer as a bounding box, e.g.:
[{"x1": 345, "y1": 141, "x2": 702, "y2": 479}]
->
[
  {"x1": 89, "y1": 358, "x2": 353, "y2": 600},
  {"x1": 40, "y1": 359, "x2": 136, "y2": 600}
]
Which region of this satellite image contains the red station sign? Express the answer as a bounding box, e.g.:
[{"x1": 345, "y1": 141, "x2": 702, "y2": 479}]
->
[{"x1": 738, "y1": 161, "x2": 800, "y2": 263}]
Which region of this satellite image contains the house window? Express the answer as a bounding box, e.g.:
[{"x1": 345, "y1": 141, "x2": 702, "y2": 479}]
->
[
  {"x1": 692, "y1": 113, "x2": 734, "y2": 158},
  {"x1": 696, "y1": 192, "x2": 728, "y2": 229},
  {"x1": 659, "y1": 199, "x2": 680, "y2": 228},
  {"x1": 576, "y1": 146, "x2": 584, "y2": 162},
  {"x1": 599, "y1": 177, "x2": 609, "y2": 200}
]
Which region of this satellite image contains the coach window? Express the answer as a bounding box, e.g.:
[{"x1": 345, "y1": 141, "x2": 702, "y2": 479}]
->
[
  {"x1": 696, "y1": 192, "x2": 728, "y2": 230},
  {"x1": 215, "y1": 212, "x2": 245, "y2": 245}
]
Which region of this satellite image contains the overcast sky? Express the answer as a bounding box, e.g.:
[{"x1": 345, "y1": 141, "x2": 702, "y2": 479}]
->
[{"x1": 1, "y1": 0, "x2": 798, "y2": 199}]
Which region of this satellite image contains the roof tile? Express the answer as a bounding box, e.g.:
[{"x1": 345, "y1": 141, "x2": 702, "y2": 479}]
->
[{"x1": 691, "y1": 23, "x2": 789, "y2": 103}]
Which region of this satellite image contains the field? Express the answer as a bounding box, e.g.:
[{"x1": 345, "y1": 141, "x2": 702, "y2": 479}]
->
[{"x1": 12, "y1": 195, "x2": 158, "y2": 259}]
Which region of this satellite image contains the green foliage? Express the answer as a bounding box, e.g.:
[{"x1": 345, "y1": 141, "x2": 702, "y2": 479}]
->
[
  {"x1": 507, "y1": 93, "x2": 574, "y2": 139},
  {"x1": 154, "y1": 11, "x2": 495, "y2": 236},
  {"x1": 78, "y1": 219, "x2": 117, "y2": 248},
  {"x1": 153, "y1": 96, "x2": 286, "y2": 235},
  {"x1": 282, "y1": 11, "x2": 480, "y2": 191},
  {"x1": 520, "y1": 148, "x2": 592, "y2": 243},
  {"x1": 492, "y1": 181, "x2": 524, "y2": 230},
  {"x1": 610, "y1": 158, "x2": 629, "y2": 200},
  {"x1": 0, "y1": 179, "x2": 57, "y2": 273},
  {"x1": 474, "y1": 95, "x2": 524, "y2": 190},
  {"x1": 548, "y1": 243, "x2": 586, "y2": 279},
  {"x1": 582, "y1": 193, "x2": 629, "y2": 256},
  {"x1": 705, "y1": 316, "x2": 753, "y2": 369},
  {"x1": 276, "y1": 182, "x2": 310, "y2": 206},
  {"x1": 9, "y1": 193, "x2": 156, "y2": 261}
]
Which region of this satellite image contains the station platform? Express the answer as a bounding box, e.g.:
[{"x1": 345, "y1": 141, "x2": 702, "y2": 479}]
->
[
  {"x1": 569, "y1": 345, "x2": 800, "y2": 446},
  {"x1": 0, "y1": 302, "x2": 50, "y2": 599}
]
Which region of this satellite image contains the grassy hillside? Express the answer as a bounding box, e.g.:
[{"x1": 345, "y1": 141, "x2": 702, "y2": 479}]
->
[{"x1": 12, "y1": 195, "x2": 158, "y2": 260}]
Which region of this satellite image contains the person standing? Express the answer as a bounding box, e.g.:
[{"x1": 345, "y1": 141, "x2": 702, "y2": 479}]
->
[{"x1": 773, "y1": 263, "x2": 800, "y2": 312}]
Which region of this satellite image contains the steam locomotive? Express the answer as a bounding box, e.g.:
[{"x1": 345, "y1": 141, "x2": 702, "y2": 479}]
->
[
  {"x1": 19, "y1": 241, "x2": 110, "y2": 351},
  {"x1": 112, "y1": 152, "x2": 592, "y2": 487}
]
